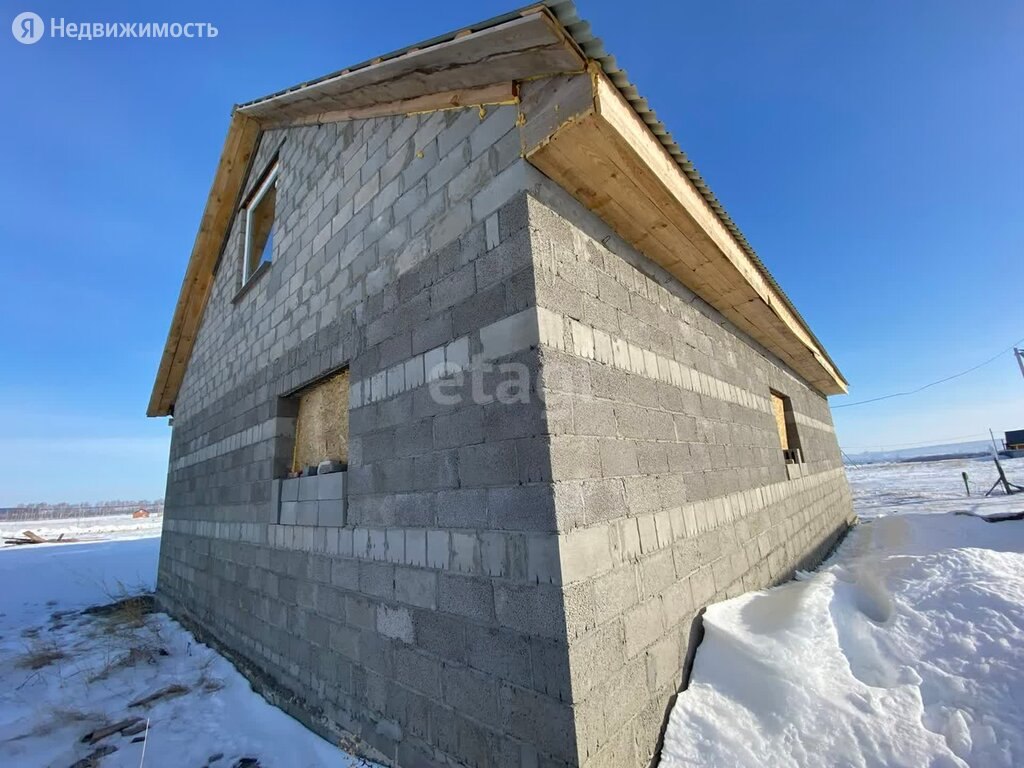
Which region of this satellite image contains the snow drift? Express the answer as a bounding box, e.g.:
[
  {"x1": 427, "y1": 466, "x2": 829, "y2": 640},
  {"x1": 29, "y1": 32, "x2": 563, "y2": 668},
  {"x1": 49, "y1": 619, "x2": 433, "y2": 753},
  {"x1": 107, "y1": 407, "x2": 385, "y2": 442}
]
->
[{"x1": 661, "y1": 512, "x2": 1024, "y2": 767}]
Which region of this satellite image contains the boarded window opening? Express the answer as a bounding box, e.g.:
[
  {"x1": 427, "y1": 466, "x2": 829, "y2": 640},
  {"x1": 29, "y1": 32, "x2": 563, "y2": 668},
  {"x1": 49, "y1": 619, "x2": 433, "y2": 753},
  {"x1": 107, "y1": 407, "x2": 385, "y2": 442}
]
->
[
  {"x1": 770, "y1": 390, "x2": 803, "y2": 464},
  {"x1": 292, "y1": 370, "x2": 350, "y2": 473}
]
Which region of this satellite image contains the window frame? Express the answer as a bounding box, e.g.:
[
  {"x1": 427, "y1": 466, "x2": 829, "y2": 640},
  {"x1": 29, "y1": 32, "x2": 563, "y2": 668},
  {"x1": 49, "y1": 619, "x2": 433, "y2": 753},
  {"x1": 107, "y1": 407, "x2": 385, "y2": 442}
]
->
[
  {"x1": 770, "y1": 389, "x2": 804, "y2": 465},
  {"x1": 241, "y1": 160, "x2": 280, "y2": 286}
]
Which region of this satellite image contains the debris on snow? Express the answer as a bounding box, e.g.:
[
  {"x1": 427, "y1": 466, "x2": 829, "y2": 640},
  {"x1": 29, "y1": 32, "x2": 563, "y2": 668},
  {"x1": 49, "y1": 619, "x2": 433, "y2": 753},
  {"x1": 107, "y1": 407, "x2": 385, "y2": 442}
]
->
[
  {"x1": 81, "y1": 717, "x2": 143, "y2": 744},
  {"x1": 129, "y1": 684, "x2": 190, "y2": 708},
  {"x1": 4, "y1": 530, "x2": 80, "y2": 546},
  {"x1": 0, "y1": 537, "x2": 374, "y2": 768}
]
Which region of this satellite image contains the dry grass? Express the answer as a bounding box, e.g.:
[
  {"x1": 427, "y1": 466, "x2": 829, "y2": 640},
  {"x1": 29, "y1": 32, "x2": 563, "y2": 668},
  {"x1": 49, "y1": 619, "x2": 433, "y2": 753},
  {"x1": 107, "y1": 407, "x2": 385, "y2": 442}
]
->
[
  {"x1": 17, "y1": 642, "x2": 67, "y2": 670},
  {"x1": 77, "y1": 589, "x2": 164, "y2": 684},
  {"x1": 82, "y1": 593, "x2": 155, "y2": 630},
  {"x1": 200, "y1": 676, "x2": 225, "y2": 693},
  {"x1": 337, "y1": 734, "x2": 378, "y2": 767},
  {"x1": 87, "y1": 644, "x2": 167, "y2": 684},
  {"x1": 5, "y1": 708, "x2": 91, "y2": 743}
]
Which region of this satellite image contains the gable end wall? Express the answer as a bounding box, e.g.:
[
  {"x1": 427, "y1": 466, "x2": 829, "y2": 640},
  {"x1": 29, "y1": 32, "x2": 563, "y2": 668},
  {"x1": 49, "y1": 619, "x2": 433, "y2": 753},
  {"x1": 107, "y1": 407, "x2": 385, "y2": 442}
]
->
[{"x1": 157, "y1": 105, "x2": 584, "y2": 768}]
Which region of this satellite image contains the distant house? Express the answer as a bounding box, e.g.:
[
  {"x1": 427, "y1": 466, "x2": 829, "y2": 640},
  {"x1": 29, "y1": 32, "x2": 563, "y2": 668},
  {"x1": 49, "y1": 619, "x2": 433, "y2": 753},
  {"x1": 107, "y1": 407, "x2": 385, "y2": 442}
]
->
[
  {"x1": 132, "y1": 509, "x2": 150, "y2": 519},
  {"x1": 1004, "y1": 429, "x2": 1024, "y2": 458},
  {"x1": 148, "y1": 3, "x2": 854, "y2": 766}
]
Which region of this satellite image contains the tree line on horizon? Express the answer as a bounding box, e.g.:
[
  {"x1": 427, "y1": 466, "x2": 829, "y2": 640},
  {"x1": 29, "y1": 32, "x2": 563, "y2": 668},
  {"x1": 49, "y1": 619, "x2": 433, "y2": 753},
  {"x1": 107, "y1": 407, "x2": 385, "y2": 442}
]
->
[{"x1": 0, "y1": 499, "x2": 165, "y2": 521}]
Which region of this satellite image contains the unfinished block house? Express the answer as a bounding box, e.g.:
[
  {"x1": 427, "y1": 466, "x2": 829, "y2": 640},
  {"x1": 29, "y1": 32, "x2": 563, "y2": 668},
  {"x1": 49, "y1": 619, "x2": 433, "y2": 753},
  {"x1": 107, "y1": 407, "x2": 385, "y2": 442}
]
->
[{"x1": 149, "y1": 3, "x2": 854, "y2": 767}]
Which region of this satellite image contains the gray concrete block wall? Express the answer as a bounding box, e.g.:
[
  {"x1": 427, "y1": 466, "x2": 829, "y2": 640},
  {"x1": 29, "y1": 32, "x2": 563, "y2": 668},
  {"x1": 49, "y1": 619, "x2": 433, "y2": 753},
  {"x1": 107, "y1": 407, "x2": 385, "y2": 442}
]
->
[
  {"x1": 158, "y1": 101, "x2": 575, "y2": 768},
  {"x1": 158, "y1": 90, "x2": 853, "y2": 768},
  {"x1": 522, "y1": 182, "x2": 854, "y2": 768}
]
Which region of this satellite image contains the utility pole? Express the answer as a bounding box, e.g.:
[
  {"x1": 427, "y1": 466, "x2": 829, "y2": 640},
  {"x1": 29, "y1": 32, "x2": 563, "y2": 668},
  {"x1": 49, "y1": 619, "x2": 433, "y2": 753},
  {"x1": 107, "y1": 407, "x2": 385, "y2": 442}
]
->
[{"x1": 1015, "y1": 347, "x2": 1024, "y2": 381}]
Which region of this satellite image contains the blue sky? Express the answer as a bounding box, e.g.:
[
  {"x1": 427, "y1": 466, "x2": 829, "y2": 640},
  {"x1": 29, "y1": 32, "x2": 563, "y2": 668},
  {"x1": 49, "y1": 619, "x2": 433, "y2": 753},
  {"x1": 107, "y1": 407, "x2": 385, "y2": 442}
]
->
[{"x1": 0, "y1": 0, "x2": 1021, "y2": 503}]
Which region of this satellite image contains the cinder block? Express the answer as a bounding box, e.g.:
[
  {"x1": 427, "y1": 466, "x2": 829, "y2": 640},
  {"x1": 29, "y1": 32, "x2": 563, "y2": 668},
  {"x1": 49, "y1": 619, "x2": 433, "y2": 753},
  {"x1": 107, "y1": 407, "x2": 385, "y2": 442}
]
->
[
  {"x1": 485, "y1": 213, "x2": 499, "y2": 250},
  {"x1": 368, "y1": 528, "x2": 387, "y2": 561},
  {"x1": 438, "y1": 573, "x2": 492, "y2": 623},
  {"x1": 526, "y1": 534, "x2": 561, "y2": 585},
  {"x1": 270, "y1": 479, "x2": 282, "y2": 516},
  {"x1": 559, "y1": 525, "x2": 612, "y2": 585},
  {"x1": 470, "y1": 160, "x2": 535, "y2": 224},
  {"x1": 318, "y1": 471, "x2": 346, "y2": 500},
  {"x1": 442, "y1": 663, "x2": 501, "y2": 728},
  {"x1": 377, "y1": 605, "x2": 414, "y2": 643},
  {"x1": 386, "y1": 529, "x2": 406, "y2": 564},
  {"x1": 623, "y1": 598, "x2": 665, "y2": 658},
  {"x1": 592, "y1": 566, "x2": 640, "y2": 626},
  {"x1": 536, "y1": 307, "x2": 565, "y2": 350},
  {"x1": 601, "y1": 656, "x2": 651, "y2": 737},
  {"x1": 636, "y1": 514, "x2": 659, "y2": 555},
  {"x1": 396, "y1": 567, "x2": 437, "y2": 609},
  {"x1": 317, "y1": 500, "x2": 345, "y2": 527},
  {"x1": 387, "y1": 362, "x2": 406, "y2": 398},
  {"x1": 640, "y1": 549, "x2": 677, "y2": 600},
  {"x1": 569, "y1": 319, "x2": 595, "y2": 359},
  {"x1": 280, "y1": 501, "x2": 298, "y2": 526},
  {"x1": 395, "y1": 646, "x2": 441, "y2": 697},
  {"x1": 503, "y1": 683, "x2": 577, "y2": 762},
  {"x1": 424, "y1": 346, "x2": 446, "y2": 382},
  {"x1": 437, "y1": 488, "x2": 487, "y2": 528},
  {"x1": 296, "y1": 501, "x2": 319, "y2": 526},
  {"x1": 479, "y1": 309, "x2": 539, "y2": 362},
  {"x1": 298, "y1": 476, "x2": 319, "y2": 502},
  {"x1": 493, "y1": 583, "x2": 565, "y2": 640},
  {"x1": 479, "y1": 532, "x2": 506, "y2": 578},
  {"x1": 426, "y1": 529, "x2": 449, "y2": 569},
  {"x1": 359, "y1": 561, "x2": 395, "y2": 600},
  {"x1": 599, "y1": 439, "x2": 639, "y2": 478},
  {"x1": 434, "y1": 407, "x2": 484, "y2": 450},
  {"x1": 281, "y1": 477, "x2": 300, "y2": 502},
  {"x1": 445, "y1": 336, "x2": 470, "y2": 371},
  {"x1": 405, "y1": 529, "x2": 427, "y2": 567},
  {"x1": 458, "y1": 441, "x2": 518, "y2": 487},
  {"x1": 404, "y1": 355, "x2": 425, "y2": 390},
  {"x1": 450, "y1": 532, "x2": 478, "y2": 574}
]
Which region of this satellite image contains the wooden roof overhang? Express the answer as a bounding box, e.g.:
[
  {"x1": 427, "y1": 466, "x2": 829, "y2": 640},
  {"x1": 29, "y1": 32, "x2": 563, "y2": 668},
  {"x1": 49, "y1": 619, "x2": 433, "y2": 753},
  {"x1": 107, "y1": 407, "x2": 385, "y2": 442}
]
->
[{"x1": 149, "y1": 4, "x2": 844, "y2": 417}]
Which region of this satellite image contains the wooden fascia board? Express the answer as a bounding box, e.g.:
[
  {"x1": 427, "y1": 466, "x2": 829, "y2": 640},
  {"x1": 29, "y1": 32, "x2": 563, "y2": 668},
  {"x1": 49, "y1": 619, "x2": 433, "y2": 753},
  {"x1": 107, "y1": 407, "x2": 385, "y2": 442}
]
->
[
  {"x1": 238, "y1": 11, "x2": 585, "y2": 125},
  {"x1": 521, "y1": 69, "x2": 847, "y2": 396},
  {"x1": 257, "y1": 82, "x2": 519, "y2": 130},
  {"x1": 147, "y1": 111, "x2": 260, "y2": 417}
]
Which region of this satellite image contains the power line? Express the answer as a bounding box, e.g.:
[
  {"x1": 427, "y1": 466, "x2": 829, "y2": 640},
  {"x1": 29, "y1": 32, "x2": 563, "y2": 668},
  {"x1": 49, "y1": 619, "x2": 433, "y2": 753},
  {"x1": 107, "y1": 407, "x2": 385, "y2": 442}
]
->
[
  {"x1": 833, "y1": 336, "x2": 1024, "y2": 409},
  {"x1": 842, "y1": 432, "x2": 991, "y2": 452}
]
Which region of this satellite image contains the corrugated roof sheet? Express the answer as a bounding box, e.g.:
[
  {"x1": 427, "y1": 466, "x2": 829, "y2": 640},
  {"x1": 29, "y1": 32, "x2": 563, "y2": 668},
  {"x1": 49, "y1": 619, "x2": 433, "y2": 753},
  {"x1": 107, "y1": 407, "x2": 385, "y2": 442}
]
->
[{"x1": 542, "y1": 0, "x2": 838, "y2": 376}]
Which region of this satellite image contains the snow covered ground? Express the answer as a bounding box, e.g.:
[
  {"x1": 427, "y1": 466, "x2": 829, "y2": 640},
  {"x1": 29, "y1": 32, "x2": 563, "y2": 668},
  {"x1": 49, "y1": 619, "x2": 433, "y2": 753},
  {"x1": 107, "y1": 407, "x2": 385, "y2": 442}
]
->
[
  {"x1": 0, "y1": 535, "x2": 372, "y2": 767},
  {"x1": 848, "y1": 453, "x2": 1024, "y2": 519},
  {"x1": 661, "y1": 456, "x2": 1024, "y2": 767},
  {"x1": 0, "y1": 513, "x2": 164, "y2": 549},
  {"x1": 4, "y1": 456, "x2": 1023, "y2": 767}
]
